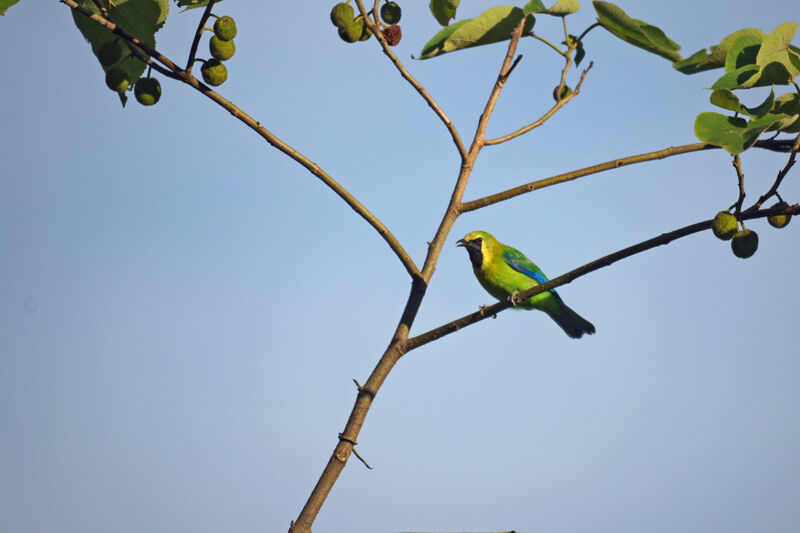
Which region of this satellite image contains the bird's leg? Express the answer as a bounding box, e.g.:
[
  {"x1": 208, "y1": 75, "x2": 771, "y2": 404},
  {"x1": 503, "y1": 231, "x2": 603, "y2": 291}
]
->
[{"x1": 510, "y1": 291, "x2": 523, "y2": 307}]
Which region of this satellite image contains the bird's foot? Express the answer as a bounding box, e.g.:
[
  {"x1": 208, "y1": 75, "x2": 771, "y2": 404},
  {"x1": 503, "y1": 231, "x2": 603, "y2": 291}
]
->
[
  {"x1": 510, "y1": 291, "x2": 523, "y2": 307},
  {"x1": 478, "y1": 305, "x2": 497, "y2": 319}
]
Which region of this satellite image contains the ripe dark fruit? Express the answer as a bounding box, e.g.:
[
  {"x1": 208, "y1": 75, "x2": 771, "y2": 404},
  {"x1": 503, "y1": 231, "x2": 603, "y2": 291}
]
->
[
  {"x1": 338, "y1": 23, "x2": 362, "y2": 43},
  {"x1": 105, "y1": 67, "x2": 130, "y2": 92},
  {"x1": 213, "y1": 16, "x2": 237, "y2": 41},
  {"x1": 330, "y1": 3, "x2": 354, "y2": 28},
  {"x1": 201, "y1": 58, "x2": 228, "y2": 86},
  {"x1": 210, "y1": 35, "x2": 235, "y2": 60},
  {"x1": 731, "y1": 229, "x2": 758, "y2": 258},
  {"x1": 767, "y1": 201, "x2": 792, "y2": 229},
  {"x1": 97, "y1": 40, "x2": 122, "y2": 67},
  {"x1": 134, "y1": 77, "x2": 161, "y2": 106},
  {"x1": 712, "y1": 211, "x2": 738, "y2": 240},
  {"x1": 383, "y1": 24, "x2": 402, "y2": 46},
  {"x1": 354, "y1": 15, "x2": 372, "y2": 41},
  {"x1": 380, "y1": 1, "x2": 402, "y2": 24}
]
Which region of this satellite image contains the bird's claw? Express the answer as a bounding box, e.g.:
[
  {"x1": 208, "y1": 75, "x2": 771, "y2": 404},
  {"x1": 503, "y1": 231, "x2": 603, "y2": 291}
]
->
[{"x1": 510, "y1": 291, "x2": 523, "y2": 307}]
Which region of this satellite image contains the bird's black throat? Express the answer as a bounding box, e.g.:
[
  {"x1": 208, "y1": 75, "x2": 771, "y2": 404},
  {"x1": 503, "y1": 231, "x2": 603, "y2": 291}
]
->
[{"x1": 461, "y1": 239, "x2": 484, "y2": 269}]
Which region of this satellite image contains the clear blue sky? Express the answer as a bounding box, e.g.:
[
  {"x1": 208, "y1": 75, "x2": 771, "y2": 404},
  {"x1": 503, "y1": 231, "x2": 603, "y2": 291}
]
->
[{"x1": 1, "y1": 2, "x2": 798, "y2": 532}]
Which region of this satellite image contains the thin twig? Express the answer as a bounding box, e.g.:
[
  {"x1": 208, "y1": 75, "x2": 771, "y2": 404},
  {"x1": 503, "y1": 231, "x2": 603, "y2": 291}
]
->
[
  {"x1": 462, "y1": 139, "x2": 796, "y2": 212},
  {"x1": 351, "y1": 447, "x2": 374, "y2": 469},
  {"x1": 745, "y1": 133, "x2": 800, "y2": 211},
  {"x1": 484, "y1": 61, "x2": 593, "y2": 146},
  {"x1": 732, "y1": 154, "x2": 746, "y2": 219},
  {"x1": 405, "y1": 203, "x2": 800, "y2": 352},
  {"x1": 577, "y1": 22, "x2": 601, "y2": 43},
  {"x1": 185, "y1": 0, "x2": 216, "y2": 73},
  {"x1": 354, "y1": 0, "x2": 467, "y2": 162}
]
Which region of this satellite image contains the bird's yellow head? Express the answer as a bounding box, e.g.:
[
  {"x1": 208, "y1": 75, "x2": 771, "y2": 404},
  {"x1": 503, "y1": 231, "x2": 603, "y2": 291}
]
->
[{"x1": 456, "y1": 231, "x2": 498, "y2": 269}]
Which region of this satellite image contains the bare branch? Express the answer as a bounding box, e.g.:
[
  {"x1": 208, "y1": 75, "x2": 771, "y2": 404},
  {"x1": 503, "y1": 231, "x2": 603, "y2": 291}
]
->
[
  {"x1": 461, "y1": 139, "x2": 797, "y2": 212},
  {"x1": 62, "y1": 0, "x2": 421, "y2": 279},
  {"x1": 405, "y1": 203, "x2": 800, "y2": 352},
  {"x1": 185, "y1": 0, "x2": 216, "y2": 73},
  {"x1": 732, "y1": 154, "x2": 746, "y2": 219},
  {"x1": 745, "y1": 133, "x2": 800, "y2": 211},
  {"x1": 484, "y1": 61, "x2": 593, "y2": 146},
  {"x1": 353, "y1": 0, "x2": 468, "y2": 162}
]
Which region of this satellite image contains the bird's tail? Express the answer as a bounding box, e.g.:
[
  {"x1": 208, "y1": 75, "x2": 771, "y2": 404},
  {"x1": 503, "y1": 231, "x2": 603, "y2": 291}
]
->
[{"x1": 547, "y1": 302, "x2": 596, "y2": 339}]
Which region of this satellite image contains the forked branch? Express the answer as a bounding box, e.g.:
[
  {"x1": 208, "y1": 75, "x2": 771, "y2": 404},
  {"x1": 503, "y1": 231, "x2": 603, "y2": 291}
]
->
[{"x1": 62, "y1": 0, "x2": 420, "y2": 279}]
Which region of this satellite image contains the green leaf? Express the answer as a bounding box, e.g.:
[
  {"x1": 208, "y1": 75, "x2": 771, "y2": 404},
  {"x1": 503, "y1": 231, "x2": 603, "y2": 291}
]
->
[
  {"x1": 72, "y1": 0, "x2": 169, "y2": 106},
  {"x1": 709, "y1": 89, "x2": 744, "y2": 114},
  {"x1": 756, "y1": 22, "x2": 800, "y2": 81},
  {"x1": 418, "y1": 6, "x2": 534, "y2": 60},
  {"x1": 694, "y1": 111, "x2": 788, "y2": 154},
  {"x1": 710, "y1": 64, "x2": 760, "y2": 90},
  {"x1": 175, "y1": 0, "x2": 219, "y2": 9},
  {"x1": 524, "y1": 0, "x2": 580, "y2": 16},
  {"x1": 725, "y1": 33, "x2": 763, "y2": 72},
  {"x1": 0, "y1": 0, "x2": 21, "y2": 16},
  {"x1": 709, "y1": 88, "x2": 775, "y2": 120},
  {"x1": 743, "y1": 88, "x2": 775, "y2": 119},
  {"x1": 574, "y1": 39, "x2": 586, "y2": 66},
  {"x1": 767, "y1": 92, "x2": 800, "y2": 132},
  {"x1": 592, "y1": 1, "x2": 681, "y2": 62},
  {"x1": 673, "y1": 28, "x2": 765, "y2": 74},
  {"x1": 430, "y1": 0, "x2": 460, "y2": 26}
]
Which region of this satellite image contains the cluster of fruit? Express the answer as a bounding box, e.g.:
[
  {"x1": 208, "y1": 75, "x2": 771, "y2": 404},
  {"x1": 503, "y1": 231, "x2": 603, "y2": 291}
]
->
[
  {"x1": 201, "y1": 15, "x2": 238, "y2": 87},
  {"x1": 711, "y1": 201, "x2": 792, "y2": 258},
  {"x1": 99, "y1": 39, "x2": 162, "y2": 106},
  {"x1": 329, "y1": 1, "x2": 402, "y2": 46}
]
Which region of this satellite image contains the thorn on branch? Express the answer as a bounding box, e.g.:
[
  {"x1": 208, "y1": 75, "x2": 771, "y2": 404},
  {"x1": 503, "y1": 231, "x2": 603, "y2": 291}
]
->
[{"x1": 338, "y1": 433, "x2": 373, "y2": 469}]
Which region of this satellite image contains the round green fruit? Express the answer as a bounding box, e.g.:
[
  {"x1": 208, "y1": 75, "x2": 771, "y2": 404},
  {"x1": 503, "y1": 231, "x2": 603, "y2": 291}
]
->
[
  {"x1": 354, "y1": 15, "x2": 372, "y2": 41},
  {"x1": 330, "y1": 3, "x2": 354, "y2": 28},
  {"x1": 105, "y1": 66, "x2": 130, "y2": 92},
  {"x1": 209, "y1": 35, "x2": 235, "y2": 60},
  {"x1": 97, "y1": 40, "x2": 122, "y2": 67},
  {"x1": 213, "y1": 16, "x2": 237, "y2": 41},
  {"x1": 380, "y1": 1, "x2": 402, "y2": 24},
  {"x1": 712, "y1": 211, "x2": 738, "y2": 240},
  {"x1": 731, "y1": 229, "x2": 758, "y2": 259},
  {"x1": 552, "y1": 85, "x2": 573, "y2": 101},
  {"x1": 134, "y1": 77, "x2": 161, "y2": 106},
  {"x1": 767, "y1": 201, "x2": 791, "y2": 229},
  {"x1": 338, "y1": 22, "x2": 362, "y2": 43},
  {"x1": 201, "y1": 58, "x2": 228, "y2": 86}
]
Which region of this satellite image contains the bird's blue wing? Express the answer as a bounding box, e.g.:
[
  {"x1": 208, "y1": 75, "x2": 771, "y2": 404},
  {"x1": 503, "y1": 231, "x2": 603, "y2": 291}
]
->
[{"x1": 502, "y1": 246, "x2": 560, "y2": 295}]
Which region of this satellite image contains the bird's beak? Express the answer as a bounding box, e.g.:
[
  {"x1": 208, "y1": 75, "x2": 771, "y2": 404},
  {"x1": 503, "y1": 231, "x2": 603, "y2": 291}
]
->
[{"x1": 456, "y1": 239, "x2": 467, "y2": 247}]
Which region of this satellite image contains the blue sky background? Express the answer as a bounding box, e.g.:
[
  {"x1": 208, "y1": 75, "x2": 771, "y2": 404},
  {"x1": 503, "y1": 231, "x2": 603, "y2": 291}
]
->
[{"x1": 1, "y1": 2, "x2": 798, "y2": 532}]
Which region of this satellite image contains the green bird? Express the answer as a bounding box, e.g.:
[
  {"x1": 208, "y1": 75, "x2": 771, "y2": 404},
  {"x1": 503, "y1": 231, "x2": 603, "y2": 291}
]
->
[{"x1": 457, "y1": 231, "x2": 595, "y2": 339}]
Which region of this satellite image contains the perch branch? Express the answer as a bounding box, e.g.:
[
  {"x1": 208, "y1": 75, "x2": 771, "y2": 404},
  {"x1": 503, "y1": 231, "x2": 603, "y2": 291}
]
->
[{"x1": 405, "y1": 204, "x2": 800, "y2": 352}]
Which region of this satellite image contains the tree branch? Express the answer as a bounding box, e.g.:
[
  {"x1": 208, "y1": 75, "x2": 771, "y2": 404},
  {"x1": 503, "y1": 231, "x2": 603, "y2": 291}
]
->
[
  {"x1": 484, "y1": 61, "x2": 593, "y2": 146},
  {"x1": 419, "y1": 17, "x2": 528, "y2": 282},
  {"x1": 291, "y1": 22, "x2": 530, "y2": 532},
  {"x1": 62, "y1": 0, "x2": 421, "y2": 279},
  {"x1": 745, "y1": 133, "x2": 800, "y2": 211},
  {"x1": 185, "y1": 0, "x2": 216, "y2": 73},
  {"x1": 353, "y1": 0, "x2": 468, "y2": 162},
  {"x1": 405, "y1": 203, "x2": 800, "y2": 352},
  {"x1": 461, "y1": 139, "x2": 798, "y2": 212}
]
